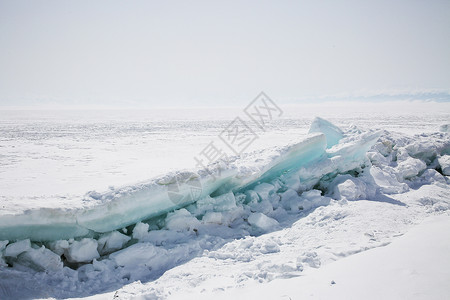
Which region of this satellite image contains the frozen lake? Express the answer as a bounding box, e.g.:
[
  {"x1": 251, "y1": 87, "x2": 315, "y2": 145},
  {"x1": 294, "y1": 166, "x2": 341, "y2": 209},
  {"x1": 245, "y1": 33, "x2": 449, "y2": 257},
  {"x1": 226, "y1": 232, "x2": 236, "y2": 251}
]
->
[
  {"x1": 0, "y1": 104, "x2": 448, "y2": 214},
  {"x1": 0, "y1": 103, "x2": 449, "y2": 299}
]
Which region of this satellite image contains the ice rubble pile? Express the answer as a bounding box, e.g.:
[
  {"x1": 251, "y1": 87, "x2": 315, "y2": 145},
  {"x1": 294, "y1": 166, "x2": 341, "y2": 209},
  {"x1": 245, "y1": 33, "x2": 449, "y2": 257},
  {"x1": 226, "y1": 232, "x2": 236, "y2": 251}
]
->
[{"x1": 0, "y1": 118, "x2": 449, "y2": 282}]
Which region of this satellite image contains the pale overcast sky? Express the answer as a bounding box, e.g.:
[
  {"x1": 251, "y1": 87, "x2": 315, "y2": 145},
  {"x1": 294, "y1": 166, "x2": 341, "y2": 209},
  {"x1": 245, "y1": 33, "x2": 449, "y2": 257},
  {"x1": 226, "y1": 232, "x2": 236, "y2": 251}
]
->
[{"x1": 0, "y1": 0, "x2": 449, "y2": 107}]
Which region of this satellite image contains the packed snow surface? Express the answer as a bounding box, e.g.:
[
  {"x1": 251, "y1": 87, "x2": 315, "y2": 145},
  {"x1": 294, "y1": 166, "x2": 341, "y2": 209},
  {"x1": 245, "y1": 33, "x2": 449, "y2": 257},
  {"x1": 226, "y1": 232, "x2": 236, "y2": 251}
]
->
[
  {"x1": 0, "y1": 109, "x2": 449, "y2": 299},
  {"x1": 192, "y1": 215, "x2": 450, "y2": 300}
]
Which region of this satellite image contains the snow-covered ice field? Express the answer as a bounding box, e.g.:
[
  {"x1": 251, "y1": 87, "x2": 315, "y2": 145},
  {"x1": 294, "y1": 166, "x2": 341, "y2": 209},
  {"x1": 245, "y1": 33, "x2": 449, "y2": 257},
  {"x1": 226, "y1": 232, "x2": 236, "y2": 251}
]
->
[{"x1": 0, "y1": 102, "x2": 449, "y2": 299}]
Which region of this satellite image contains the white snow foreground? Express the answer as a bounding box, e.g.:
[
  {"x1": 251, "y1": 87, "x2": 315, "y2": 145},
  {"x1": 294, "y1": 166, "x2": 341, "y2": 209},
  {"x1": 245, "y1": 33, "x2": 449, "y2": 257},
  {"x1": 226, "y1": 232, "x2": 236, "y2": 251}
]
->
[
  {"x1": 186, "y1": 215, "x2": 450, "y2": 300},
  {"x1": 0, "y1": 118, "x2": 449, "y2": 299}
]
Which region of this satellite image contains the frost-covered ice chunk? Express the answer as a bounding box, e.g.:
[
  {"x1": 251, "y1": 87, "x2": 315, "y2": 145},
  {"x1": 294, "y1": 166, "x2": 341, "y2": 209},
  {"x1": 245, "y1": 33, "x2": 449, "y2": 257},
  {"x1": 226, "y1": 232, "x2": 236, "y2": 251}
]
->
[
  {"x1": 280, "y1": 189, "x2": 301, "y2": 211},
  {"x1": 369, "y1": 166, "x2": 408, "y2": 194},
  {"x1": 194, "y1": 196, "x2": 215, "y2": 213},
  {"x1": 202, "y1": 212, "x2": 224, "y2": 225},
  {"x1": 132, "y1": 222, "x2": 150, "y2": 240},
  {"x1": 244, "y1": 190, "x2": 260, "y2": 205},
  {"x1": 196, "y1": 192, "x2": 237, "y2": 213},
  {"x1": 110, "y1": 243, "x2": 164, "y2": 267},
  {"x1": 253, "y1": 183, "x2": 277, "y2": 202},
  {"x1": 403, "y1": 134, "x2": 450, "y2": 163},
  {"x1": 248, "y1": 213, "x2": 279, "y2": 232},
  {"x1": 0, "y1": 240, "x2": 8, "y2": 251},
  {"x1": 47, "y1": 239, "x2": 69, "y2": 256},
  {"x1": 97, "y1": 231, "x2": 131, "y2": 255},
  {"x1": 0, "y1": 240, "x2": 8, "y2": 267},
  {"x1": 234, "y1": 193, "x2": 246, "y2": 205},
  {"x1": 414, "y1": 169, "x2": 447, "y2": 186},
  {"x1": 142, "y1": 230, "x2": 189, "y2": 246},
  {"x1": 280, "y1": 188, "x2": 329, "y2": 212},
  {"x1": 296, "y1": 158, "x2": 336, "y2": 191},
  {"x1": 283, "y1": 174, "x2": 301, "y2": 191},
  {"x1": 328, "y1": 174, "x2": 376, "y2": 201},
  {"x1": 301, "y1": 189, "x2": 322, "y2": 199},
  {"x1": 333, "y1": 178, "x2": 367, "y2": 201},
  {"x1": 298, "y1": 190, "x2": 331, "y2": 211},
  {"x1": 16, "y1": 246, "x2": 63, "y2": 271},
  {"x1": 309, "y1": 117, "x2": 344, "y2": 148},
  {"x1": 367, "y1": 151, "x2": 391, "y2": 167},
  {"x1": 438, "y1": 155, "x2": 450, "y2": 175},
  {"x1": 327, "y1": 131, "x2": 381, "y2": 171},
  {"x1": 216, "y1": 192, "x2": 237, "y2": 211},
  {"x1": 370, "y1": 136, "x2": 394, "y2": 157},
  {"x1": 396, "y1": 157, "x2": 427, "y2": 180},
  {"x1": 66, "y1": 238, "x2": 99, "y2": 263},
  {"x1": 165, "y1": 209, "x2": 200, "y2": 232},
  {"x1": 249, "y1": 199, "x2": 274, "y2": 215},
  {"x1": 396, "y1": 147, "x2": 410, "y2": 161},
  {"x1": 4, "y1": 239, "x2": 31, "y2": 258},
  {"x1": 222, "y1": 206, "x2": 246, "y2": 225},
  {"x1": 211, "y1": 192, "x2": 237, "y2": 212}
]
